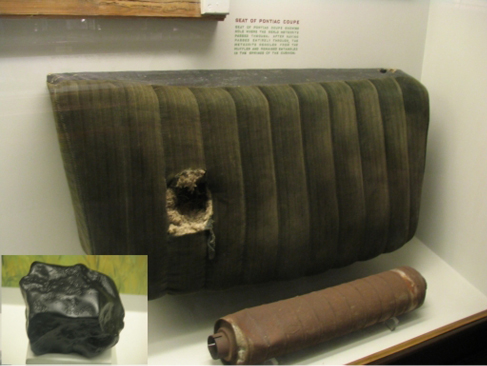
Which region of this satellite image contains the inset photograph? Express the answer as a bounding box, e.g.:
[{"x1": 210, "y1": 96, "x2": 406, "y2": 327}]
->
[{"x1": 1, "y1": 255, "x2": 147, "y2": 365}]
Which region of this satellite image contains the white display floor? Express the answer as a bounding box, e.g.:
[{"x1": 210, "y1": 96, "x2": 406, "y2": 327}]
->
[
  {"x1": 2, "y1": 291, "x2": 147, "y2": 365},
  {"x1": 148, "y1": 237, "x2": 487, "y2": 365}
]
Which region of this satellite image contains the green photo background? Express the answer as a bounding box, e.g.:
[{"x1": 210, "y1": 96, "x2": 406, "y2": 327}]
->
[{"x1": 2, "y1": 255, "x2": 147, "y2": 295}]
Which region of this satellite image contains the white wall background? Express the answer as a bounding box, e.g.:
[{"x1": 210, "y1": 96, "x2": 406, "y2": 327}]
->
[
  {"x1": 416, "y1": 0, "x2": 487, "y2": 295},
  {"x1": 0, "y1": 0, "x2": 430, "y2": 255},
  {"x1": 0, "y1": 0, "x2": 486, "y2": 300}
]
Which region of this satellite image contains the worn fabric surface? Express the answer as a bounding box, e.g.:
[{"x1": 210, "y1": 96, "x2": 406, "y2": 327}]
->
[{"x1": 48, "y1": 71, "x2": 429, "y2": 299}]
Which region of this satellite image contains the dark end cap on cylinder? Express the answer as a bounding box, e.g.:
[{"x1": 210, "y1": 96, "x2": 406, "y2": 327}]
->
[{"x1": 208, "y1": 331, "x2": 230, "y2": 360}]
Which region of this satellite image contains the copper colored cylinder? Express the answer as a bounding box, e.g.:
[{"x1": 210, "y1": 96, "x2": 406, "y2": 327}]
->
[{"x1": 208, "y1": 266, "x2": 426, "y2": 365}]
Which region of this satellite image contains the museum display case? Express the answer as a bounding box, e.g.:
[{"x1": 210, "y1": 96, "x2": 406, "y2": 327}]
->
[{"x1": 1, "y1": 0, "x2": 487, "y2": 364}]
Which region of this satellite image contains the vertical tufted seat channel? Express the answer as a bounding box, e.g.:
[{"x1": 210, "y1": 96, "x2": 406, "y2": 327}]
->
[{"x1": 47, "y1": 69, "x2": 429, "y2": 300}]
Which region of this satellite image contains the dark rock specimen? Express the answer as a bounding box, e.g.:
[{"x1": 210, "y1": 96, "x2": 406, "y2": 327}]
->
[{"x1": 20, "y1": 262, "x2": 125, "y2": 358}]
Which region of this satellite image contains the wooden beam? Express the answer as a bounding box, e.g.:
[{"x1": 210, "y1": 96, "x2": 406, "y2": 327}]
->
[{"x1": 0, "y1": 0, "x2": 226, "y2": 20}]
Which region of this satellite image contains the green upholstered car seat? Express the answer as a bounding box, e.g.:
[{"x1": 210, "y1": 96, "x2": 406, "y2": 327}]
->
[{"x1": 47, "y1": 69, "x2": 429, "y2": 299}]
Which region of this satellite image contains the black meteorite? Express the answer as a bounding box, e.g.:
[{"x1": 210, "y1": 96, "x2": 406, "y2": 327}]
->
[{"x1": 20, "y1": 262, "x2": 125, "y2": 358}]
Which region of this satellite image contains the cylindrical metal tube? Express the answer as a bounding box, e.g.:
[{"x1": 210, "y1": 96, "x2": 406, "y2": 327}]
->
[{"x1": 208, "y1": 266, "x2": 426, "y2": 365}]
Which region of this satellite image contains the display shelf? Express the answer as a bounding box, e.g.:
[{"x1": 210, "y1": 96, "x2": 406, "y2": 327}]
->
[
  {"x1": 25, "y1": 345, "x2": 113, "y2": 364},
  {"x1": 148, "y1": 237, "x2": 487, "y2": 365},
  {"x1": 1, "y1": 290, "x2": 147, "y2": 365},
  {"x1": 352, "y1": 309, "x2": 487, "y2": 364}
]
